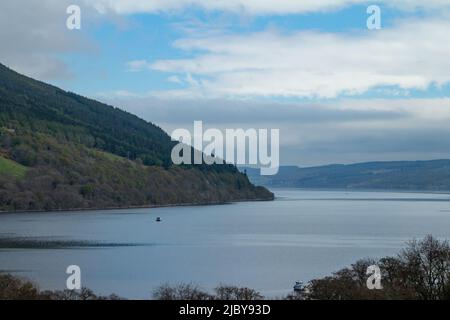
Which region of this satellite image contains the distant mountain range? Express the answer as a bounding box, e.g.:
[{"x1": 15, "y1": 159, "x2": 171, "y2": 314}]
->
[
  {"x1": 243, "y1": 160, "x2": 450, "y2": 191},
  {"x1": 0, "y1": 63, "x2": 273, "y2": 212}
]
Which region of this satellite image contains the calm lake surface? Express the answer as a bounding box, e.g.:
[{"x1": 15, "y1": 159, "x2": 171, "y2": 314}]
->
[{"x1": 2, "y1": 189, "x2": 450, "y2": 299}]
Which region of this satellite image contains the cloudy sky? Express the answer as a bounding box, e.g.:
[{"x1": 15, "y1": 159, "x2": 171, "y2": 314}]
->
[{"x1": 1, "y1": 0, "x2": 450, "y2": 166}]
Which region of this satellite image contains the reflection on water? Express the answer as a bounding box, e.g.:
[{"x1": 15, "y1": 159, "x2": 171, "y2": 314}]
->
[
  {"x1": 1, "y1": 189, "x2": 450, "y2": 298},
  {"x1": 0, "y1": 237, "x2": 150, "y2": 249}
]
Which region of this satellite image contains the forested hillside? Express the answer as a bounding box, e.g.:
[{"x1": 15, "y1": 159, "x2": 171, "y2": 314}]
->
[{"x1": 0, "y1": 63, "x2": 272, "y2": 212}]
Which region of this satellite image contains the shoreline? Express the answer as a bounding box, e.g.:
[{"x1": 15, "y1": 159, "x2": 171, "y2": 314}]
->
[
  {"x1": 259, "y1": 186, "x2": 450, "y2": 195},
  {"x1": 0, "y1": 197, "x2": 274, "y2": 214}
]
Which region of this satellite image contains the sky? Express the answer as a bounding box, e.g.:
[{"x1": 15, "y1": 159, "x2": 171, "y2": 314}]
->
[{"x1": 1, "y1": 0, "x2": 450, "y2": 166}]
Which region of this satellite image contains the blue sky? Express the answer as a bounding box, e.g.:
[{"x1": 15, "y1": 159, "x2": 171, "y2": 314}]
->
[
  {"x1": 52, "y1": 2, "x2": 450, "y2": 100},
  {"x1": 1, "y1": 0, "x2": 450, "y2": 165}
]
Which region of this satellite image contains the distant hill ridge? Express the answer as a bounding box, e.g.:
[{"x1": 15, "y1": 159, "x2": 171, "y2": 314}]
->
[
  {"x1": 244, "y1": 160, "x2": 450, "y2": 191},
  {"x1": 0, "y1": 63, "x2": 273, "y2": 212}
]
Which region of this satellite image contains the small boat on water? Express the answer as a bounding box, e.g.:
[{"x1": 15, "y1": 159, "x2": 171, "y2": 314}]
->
[
  {"x1": 156, "y1": 217, "x2": 161, "y2": 222},
  {"x1": 293, "y1": 281, "x2": 303, "y2": 292}
]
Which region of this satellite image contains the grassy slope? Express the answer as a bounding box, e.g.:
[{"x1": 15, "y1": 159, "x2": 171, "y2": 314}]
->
[{"x1": 0, "y1": 156, "x2": 27, "y2": 179}]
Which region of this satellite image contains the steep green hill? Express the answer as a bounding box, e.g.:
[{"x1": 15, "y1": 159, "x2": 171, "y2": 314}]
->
[{"x1": 0, "y1": 63, "x2": 273, "y2": 212}]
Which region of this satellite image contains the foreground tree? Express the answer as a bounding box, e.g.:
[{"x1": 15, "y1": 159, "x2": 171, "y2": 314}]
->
[
  {"x1": 0, "y1": 274, "x2": 121, "y2": 300},
  {"x1": 214, "y1": 285, "x2": 264, "y2": 300},
  {"x1": 152, "y1": 283, "x2": 264, "y2": 300},
  {"x1": 399, "y1": 235, "x2": 450, "y2": 300},
  {"x1": 306, "y1": 235, "x2": 450, "y2": 300},
  {"x1": 152, "y1": 283, "x2": 213, "y2": 300},
  {"x1": 0, "y1": 274, "x2": 40, "y2": 300}
]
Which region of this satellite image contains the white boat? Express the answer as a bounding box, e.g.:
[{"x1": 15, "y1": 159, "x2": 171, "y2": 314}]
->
[{"x1": 293, "y1": 281, "x2": 303, "y2": 292}]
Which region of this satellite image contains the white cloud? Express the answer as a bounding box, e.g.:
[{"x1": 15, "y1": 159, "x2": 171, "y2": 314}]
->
[
  {"x1": 0, "y1": 0, "x2": 96, "y2": 81},
  {"x1": 334, "y1": 98, "x2": 450, "y2": 122},
  {"x1": 98, "y1": 95, "x2": 450, "y2": 165},
  {"x1": 126, "y1": 60, "x2": 152, "y2": 72},
  {"x1": 88, "y1": 0, "x2": 450, "y2": 15},
  {"x1": 167, "y1": 75, "x2": 183, "y2": 84},
  {"x1": 142, "y1": 17, "x2": 450, "y2": 99}
]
